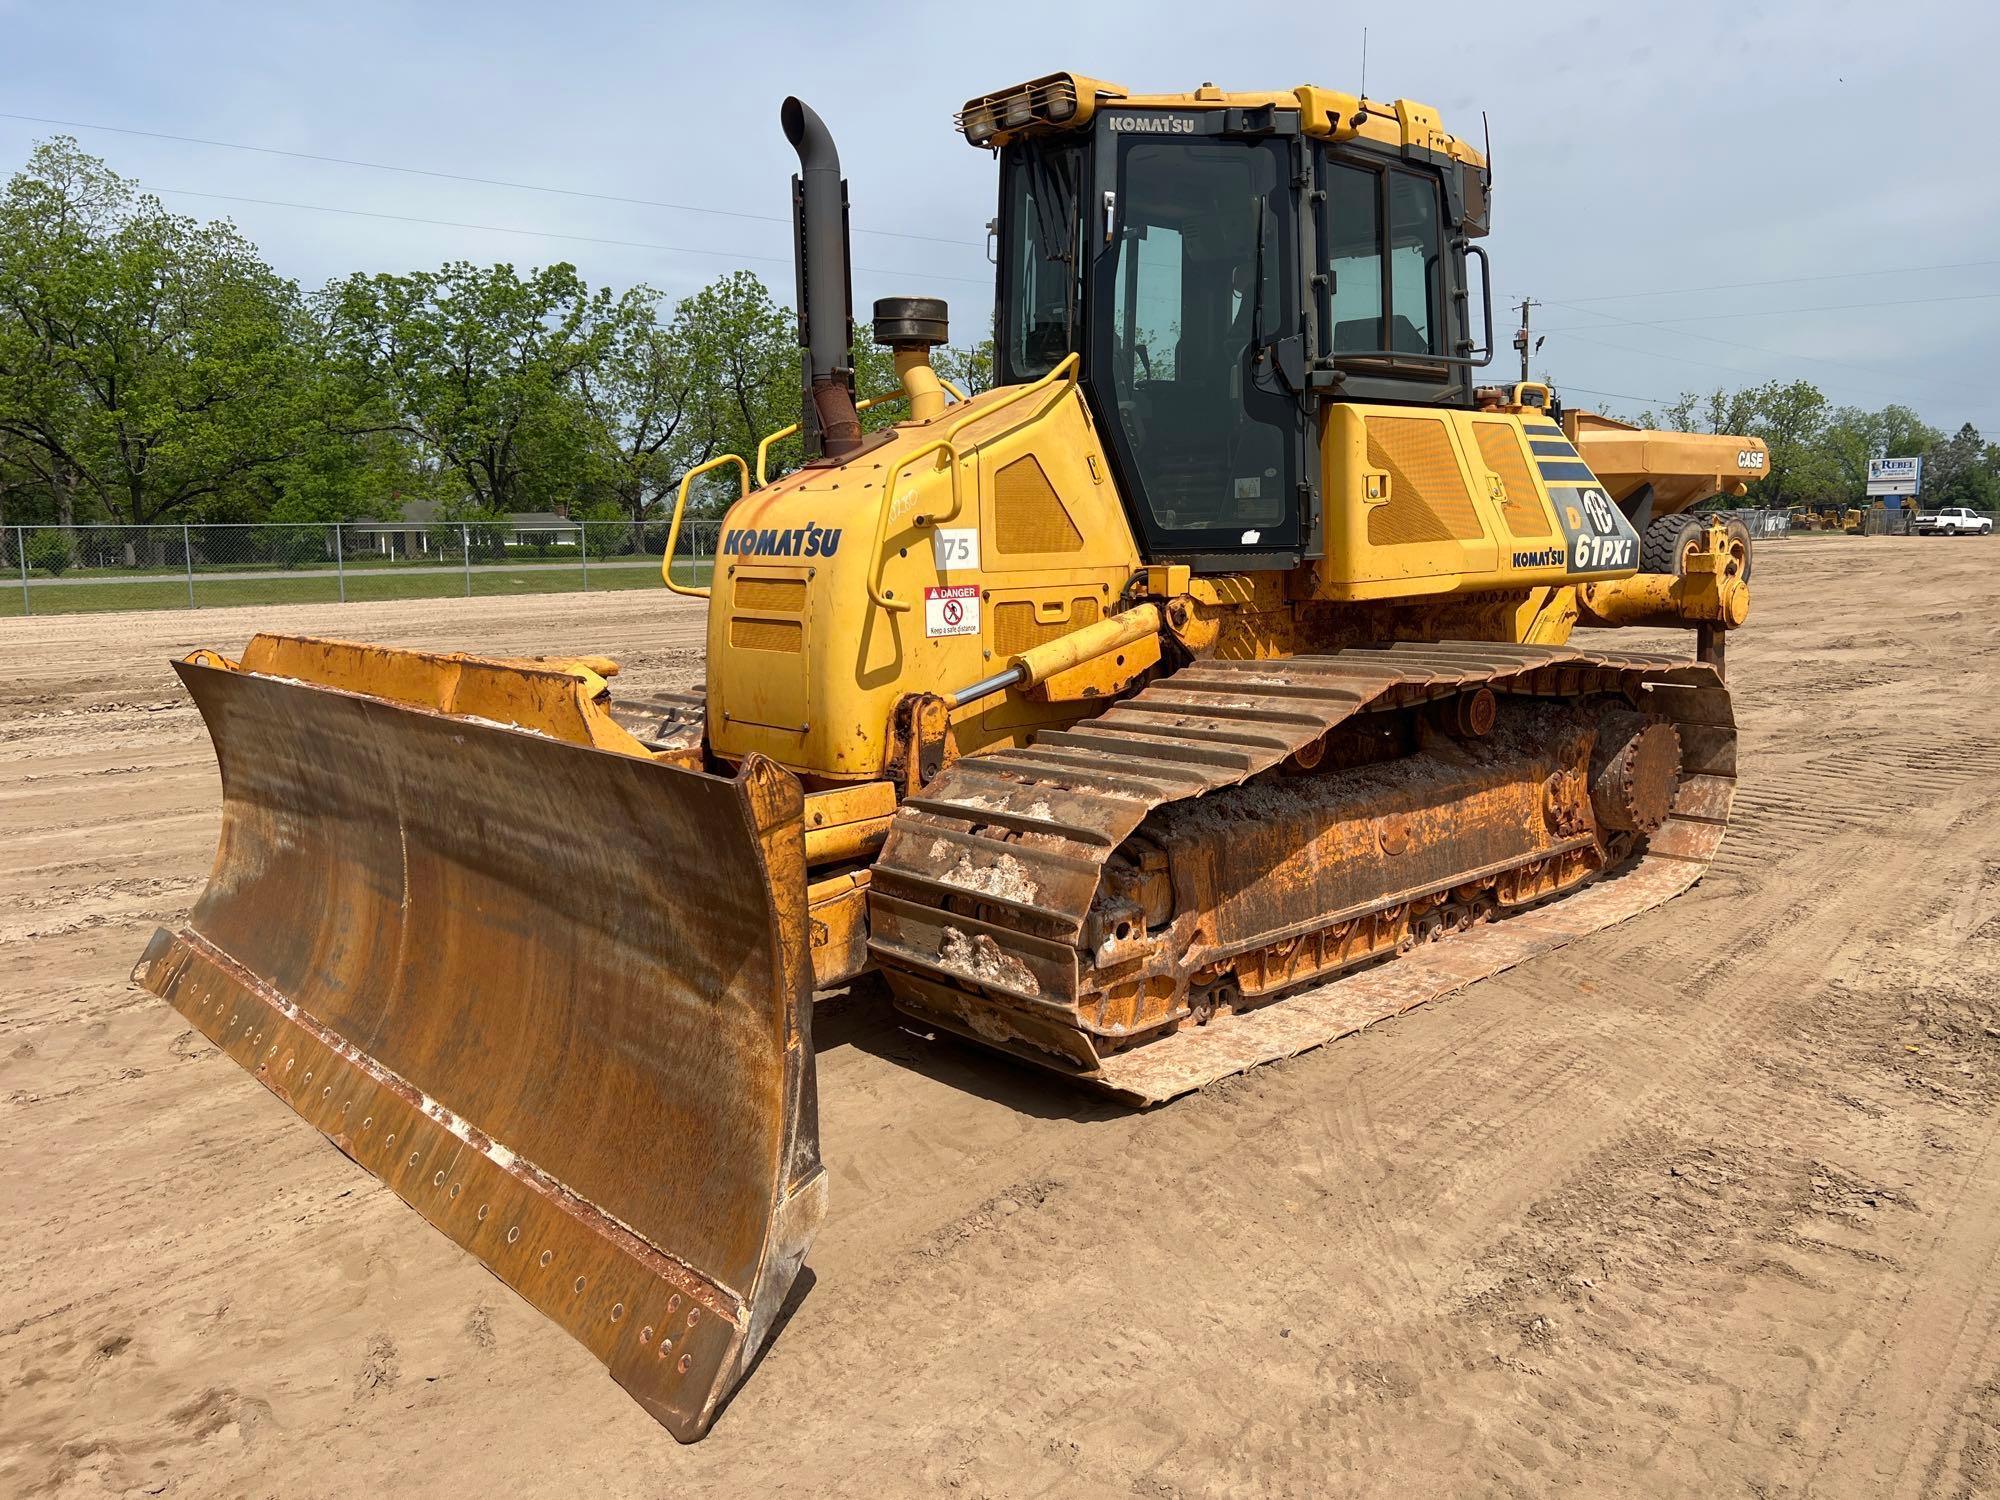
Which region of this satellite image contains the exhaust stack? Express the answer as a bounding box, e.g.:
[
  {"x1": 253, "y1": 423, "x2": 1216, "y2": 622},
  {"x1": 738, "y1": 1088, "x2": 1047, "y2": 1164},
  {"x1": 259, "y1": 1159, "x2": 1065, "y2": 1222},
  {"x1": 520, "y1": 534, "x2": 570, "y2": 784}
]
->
[{"x1": 782, "y1": 97, "x2": 861, "y2": 461}]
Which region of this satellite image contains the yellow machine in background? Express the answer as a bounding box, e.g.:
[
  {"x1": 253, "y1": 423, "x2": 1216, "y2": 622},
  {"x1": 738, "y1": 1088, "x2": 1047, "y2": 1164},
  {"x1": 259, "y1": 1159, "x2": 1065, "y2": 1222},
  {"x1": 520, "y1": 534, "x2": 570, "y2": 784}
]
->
[{"x1": 135, "y1": 76, "x2": 1754, "y2": 1441}]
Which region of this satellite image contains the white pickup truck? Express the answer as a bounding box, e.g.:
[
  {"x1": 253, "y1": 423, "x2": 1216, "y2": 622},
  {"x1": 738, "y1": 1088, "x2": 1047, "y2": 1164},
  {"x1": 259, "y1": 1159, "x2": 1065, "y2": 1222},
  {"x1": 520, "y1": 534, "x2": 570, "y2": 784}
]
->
[{"x1": 1915, "y1": 506, "x2": 1994, "y2": 536}]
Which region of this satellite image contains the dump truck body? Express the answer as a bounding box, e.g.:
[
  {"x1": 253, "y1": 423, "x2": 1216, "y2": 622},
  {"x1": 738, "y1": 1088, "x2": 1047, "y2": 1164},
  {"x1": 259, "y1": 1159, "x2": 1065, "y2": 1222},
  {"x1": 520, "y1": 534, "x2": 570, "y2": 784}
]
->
[{"x1": 1566, "y1": 408, "x2": 1770, "y2": 520}]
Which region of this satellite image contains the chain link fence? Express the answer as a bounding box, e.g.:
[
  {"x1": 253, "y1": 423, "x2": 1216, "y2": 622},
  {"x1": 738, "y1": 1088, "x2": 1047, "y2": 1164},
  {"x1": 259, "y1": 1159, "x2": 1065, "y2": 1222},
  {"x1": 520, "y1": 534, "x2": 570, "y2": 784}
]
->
[
  {"x1": 8, "y1": 502, "x2": 1980, "y2": 620},
  {"x1": 2, "y1": 519, "x2": 720, "y2": 617},
  {"x1": 1727, "y1": 507, "x2": 1792, "y2": 539},
  {"x1": 1721, "y1": 506, "x2": 2000, "y2": 538}
]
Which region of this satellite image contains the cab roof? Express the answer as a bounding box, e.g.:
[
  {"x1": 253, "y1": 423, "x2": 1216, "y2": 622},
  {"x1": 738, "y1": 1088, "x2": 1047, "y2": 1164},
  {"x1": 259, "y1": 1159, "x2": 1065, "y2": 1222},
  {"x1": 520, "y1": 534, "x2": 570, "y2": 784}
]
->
[{"x1": 956, "y1": 73, "x2": 1485, "y2": 169}]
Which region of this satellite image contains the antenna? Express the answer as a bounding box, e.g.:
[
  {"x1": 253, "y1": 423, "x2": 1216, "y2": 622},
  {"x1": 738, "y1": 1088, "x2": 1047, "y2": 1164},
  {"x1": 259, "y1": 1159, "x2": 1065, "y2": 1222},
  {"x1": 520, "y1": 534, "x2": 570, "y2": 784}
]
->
[
  {"x1": 1360, "y1": 27, "x2": 1369, "y2": 99},
  {"x1": 1481, "y1": 110, "x2": 1493, "y2": 188}
]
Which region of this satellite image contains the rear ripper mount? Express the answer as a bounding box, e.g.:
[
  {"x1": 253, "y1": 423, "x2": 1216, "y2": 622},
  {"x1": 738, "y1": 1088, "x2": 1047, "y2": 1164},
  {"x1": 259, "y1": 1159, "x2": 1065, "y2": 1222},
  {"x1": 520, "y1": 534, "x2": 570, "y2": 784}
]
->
[{"x1": 869, "y1": 641, "x2": 1735, "y2": 1103}]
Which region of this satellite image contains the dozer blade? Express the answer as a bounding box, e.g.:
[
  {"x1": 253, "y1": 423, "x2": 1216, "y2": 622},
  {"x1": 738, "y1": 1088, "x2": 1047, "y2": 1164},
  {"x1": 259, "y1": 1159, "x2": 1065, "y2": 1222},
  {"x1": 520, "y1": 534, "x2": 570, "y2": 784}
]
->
[{"x1": 133, "y1": 639, "x2": 825, "y2": 1442}]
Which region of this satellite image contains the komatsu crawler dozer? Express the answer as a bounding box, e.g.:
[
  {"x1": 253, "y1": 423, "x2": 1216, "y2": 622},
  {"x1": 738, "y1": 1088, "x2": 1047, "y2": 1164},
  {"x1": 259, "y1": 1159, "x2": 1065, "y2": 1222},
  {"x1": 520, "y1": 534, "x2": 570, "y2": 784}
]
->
[{"x1": 135, "y1": 77, "x2": 1761, "y2": 1440}]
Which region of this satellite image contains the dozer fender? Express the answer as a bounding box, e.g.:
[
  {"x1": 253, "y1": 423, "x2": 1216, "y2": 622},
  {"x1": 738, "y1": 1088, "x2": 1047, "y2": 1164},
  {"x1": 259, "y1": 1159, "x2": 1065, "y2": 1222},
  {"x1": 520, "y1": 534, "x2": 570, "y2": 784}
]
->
[{"x1": 133, "y1": 636, "x2": 825, "y2": 1441}]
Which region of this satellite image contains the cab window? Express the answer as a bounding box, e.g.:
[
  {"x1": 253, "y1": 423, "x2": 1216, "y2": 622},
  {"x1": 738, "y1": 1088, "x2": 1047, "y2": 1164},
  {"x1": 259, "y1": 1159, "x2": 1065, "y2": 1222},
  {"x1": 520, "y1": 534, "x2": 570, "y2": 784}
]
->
[
  {"x1": 1098, "y1": 136, "x2": 1296, "y2": 544},
  {"x1": 998, "y1": 143, "x2": 1083, "y2": 383},
  {"x1": 1320, "y1": 159, "x2": 1447, "y2": 360},
  {"x1": 1324, "y1": 162, "x2": 1382, "y2": 353},
  {"x1": 1387, "y1": 171, "x2": 1442, "y2": 354}
]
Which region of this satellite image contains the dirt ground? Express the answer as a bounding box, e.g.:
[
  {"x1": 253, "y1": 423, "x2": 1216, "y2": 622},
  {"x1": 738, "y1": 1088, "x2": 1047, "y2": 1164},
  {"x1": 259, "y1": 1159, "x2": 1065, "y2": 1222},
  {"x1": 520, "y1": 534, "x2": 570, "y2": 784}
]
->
[{"x1": 5, "y1": 536, "x2": 2000, "y2": 1498}]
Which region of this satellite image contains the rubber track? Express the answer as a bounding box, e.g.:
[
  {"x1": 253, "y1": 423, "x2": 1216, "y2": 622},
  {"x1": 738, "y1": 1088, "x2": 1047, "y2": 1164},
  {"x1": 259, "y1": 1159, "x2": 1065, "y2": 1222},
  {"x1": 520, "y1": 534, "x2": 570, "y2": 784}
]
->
[{"x1": 867, "y1": 640, "x2": 1736, "y2": 1103}]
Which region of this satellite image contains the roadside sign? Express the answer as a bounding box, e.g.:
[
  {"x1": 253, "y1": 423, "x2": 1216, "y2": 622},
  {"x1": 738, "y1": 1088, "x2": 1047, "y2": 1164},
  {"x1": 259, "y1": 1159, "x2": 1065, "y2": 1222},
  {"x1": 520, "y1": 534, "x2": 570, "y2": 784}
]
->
[{"x1": 1867, "y1": 456, "x2": 1922, "y2": 497}]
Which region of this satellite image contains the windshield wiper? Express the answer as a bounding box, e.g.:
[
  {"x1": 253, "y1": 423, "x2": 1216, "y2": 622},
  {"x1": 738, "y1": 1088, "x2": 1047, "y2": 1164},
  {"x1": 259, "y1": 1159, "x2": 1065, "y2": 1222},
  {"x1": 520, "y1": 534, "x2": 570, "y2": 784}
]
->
[
  {"x1": 1246, "y1": 196, "x2": 1305, "y2": 396},
  {"x1": 1026, "y1": 145, "x2": 1075, "y2": 264},
  {"x1": 1248, "y1": 199, "x2": 1268, "y2": 351}
]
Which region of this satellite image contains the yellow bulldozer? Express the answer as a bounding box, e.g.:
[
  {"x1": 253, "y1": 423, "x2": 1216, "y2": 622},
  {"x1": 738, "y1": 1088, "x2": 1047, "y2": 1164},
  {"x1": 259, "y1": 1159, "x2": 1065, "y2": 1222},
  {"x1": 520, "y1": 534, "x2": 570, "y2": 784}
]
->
[{"x1": 134, "y1": 76, "x2": 1758, "y2": 1441}]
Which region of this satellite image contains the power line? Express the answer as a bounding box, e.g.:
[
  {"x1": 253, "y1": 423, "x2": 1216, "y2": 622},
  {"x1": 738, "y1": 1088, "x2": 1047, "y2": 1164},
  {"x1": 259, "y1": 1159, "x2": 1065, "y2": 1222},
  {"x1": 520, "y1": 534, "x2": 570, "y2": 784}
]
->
[
  {"x1": 1538, "y1": 296, "x2": 1938, "y2": 401},
  {"x1": 0, "y1": 107, "x2": 982, "y2": 249},
  {"x1": 1539, "y1": 291, "x2": 2000, "y2": 416},
  {"x1": 1541, "y1": 290, "x2": 2000, "y2": 334},
  {"x1": 1545, "y1": 325, "x2": 2000, "y2": 423},
  {"x1": 152, "y1": 185, "x2": 995, "y2": 287},
  {"x1": 1550, "y1": 381, "x2": 1677, "y2": 407},
  {"x1": 1547, "y1": 326, "x2": 1778, "y2": 382},
  {"x1": 1553, "y1": 258, "x2": 2000, "y2": 305}
]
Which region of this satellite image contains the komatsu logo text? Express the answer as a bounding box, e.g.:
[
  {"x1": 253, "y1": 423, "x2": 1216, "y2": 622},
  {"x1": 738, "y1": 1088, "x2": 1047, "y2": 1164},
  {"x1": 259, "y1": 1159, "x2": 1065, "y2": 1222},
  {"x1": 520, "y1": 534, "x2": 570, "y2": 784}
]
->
[
  {"x1": 1512, "y1": 547, "x2": 1566, "y2": 569},
  {"x1": 722, "y1": 524, "x2": 842, "y2": 558},
  {"x1": 1107, "y1": 114, "x2": 1196, "y2": 133}
]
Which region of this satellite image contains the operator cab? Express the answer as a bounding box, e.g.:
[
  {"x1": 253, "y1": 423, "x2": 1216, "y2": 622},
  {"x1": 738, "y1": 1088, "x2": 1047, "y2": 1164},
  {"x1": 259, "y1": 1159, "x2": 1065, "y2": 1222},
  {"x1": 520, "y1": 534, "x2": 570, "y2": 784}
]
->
[{"x1": 971, "y1": 75, "x2": 1493, "y2": 569}]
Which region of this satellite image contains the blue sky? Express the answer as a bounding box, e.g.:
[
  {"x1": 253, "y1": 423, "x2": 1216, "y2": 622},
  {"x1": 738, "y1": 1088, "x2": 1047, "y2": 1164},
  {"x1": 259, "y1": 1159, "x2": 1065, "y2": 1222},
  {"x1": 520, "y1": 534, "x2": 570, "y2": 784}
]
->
[{"x1": 1, "y1": 0, "x2": 1992, "y2": 433}]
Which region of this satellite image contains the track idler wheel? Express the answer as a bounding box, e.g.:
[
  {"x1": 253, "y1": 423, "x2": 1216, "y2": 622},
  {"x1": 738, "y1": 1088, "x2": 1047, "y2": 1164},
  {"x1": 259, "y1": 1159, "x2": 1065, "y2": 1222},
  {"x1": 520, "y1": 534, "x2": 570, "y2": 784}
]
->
[{"x1": 1590, "y1": 711, "x2": 1681, "y2": 835}]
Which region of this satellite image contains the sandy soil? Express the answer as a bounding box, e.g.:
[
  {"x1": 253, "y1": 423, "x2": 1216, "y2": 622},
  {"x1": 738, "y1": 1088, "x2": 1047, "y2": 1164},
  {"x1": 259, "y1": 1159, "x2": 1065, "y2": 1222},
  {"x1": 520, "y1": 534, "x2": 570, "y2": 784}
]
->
[{"x1": 5, "y1": 537, "x2": 2000, "y2": 1498}]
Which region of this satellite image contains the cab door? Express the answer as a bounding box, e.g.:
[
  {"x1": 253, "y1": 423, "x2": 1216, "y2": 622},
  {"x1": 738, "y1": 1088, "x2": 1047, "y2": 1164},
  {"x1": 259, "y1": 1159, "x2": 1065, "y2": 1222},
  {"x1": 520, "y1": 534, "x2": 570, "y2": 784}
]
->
[{"x1": 1088, "y1": 118, "x2": 1306, "y2": 567}]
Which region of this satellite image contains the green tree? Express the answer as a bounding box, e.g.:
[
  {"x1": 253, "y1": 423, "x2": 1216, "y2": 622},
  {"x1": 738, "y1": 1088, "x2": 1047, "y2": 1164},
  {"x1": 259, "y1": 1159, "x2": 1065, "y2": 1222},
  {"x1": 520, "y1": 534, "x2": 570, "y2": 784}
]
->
[
  {"x1": 936, "y1": 337, "x2": 996, "y2": 398},
  {"x1": 573, "y1": 287, "x2": 708, "y2": 540},
  {"x1": 1747, "y1": 381, "x2": 1840, "y2": 506},
  {"x1": 1819, "y1": 403, "x2": 1943, "y2": 504},
  {"x1": 1633, "y1": 391, "x2": 1704, "y2": 434},
  {"x1": 25, "y1": 527, "x2": 72, "y2": 574},
  {"x1": 674, "y1": 270, "x2": 799, "y2": 506},
  {"x1": 1925, "y1": 423, "x2": 2000, "y2": 510},
  {"x1": 0, "y1": 138, "x2": 314, "y2": 532},
  {"x1": 324, "y1": 260, "x2": 615, "y2": 517}
]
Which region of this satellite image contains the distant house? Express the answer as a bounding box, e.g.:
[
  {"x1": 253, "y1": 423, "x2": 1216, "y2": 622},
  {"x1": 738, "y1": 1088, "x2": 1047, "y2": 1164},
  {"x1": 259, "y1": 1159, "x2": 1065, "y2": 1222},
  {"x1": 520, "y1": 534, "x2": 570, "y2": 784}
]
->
[
  {"x1": 503, "y1": 513, "x2": 582, "y2": 548},
  {"x1": 348, "y1": 500, "x2": 583, "y2": 558},
  {"x1": 348, "y1": 499, "x2": 444, "y2": 558}
]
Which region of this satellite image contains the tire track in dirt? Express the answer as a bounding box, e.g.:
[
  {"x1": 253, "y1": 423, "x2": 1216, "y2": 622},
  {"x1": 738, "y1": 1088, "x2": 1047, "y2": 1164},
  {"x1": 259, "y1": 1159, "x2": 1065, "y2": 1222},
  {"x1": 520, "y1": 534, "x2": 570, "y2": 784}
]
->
[{"x1": 7, "y1": 541, "x2": 2000, "y2": 1496}]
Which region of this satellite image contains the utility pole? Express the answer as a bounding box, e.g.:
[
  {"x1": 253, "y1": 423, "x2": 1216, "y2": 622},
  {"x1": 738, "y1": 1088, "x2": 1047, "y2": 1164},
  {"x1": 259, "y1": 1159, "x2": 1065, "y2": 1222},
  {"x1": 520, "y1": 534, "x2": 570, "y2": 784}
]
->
[{"x1": 1512, "y1": 297, "x2": 1536, "y2": 384}]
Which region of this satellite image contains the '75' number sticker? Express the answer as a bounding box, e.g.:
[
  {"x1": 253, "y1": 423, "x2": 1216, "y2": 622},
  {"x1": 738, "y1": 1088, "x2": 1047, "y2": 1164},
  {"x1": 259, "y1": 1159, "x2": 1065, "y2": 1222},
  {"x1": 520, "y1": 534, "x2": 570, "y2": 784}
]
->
[{"x1": 932, "y1": 527, "x2": 979, "y2": 570}]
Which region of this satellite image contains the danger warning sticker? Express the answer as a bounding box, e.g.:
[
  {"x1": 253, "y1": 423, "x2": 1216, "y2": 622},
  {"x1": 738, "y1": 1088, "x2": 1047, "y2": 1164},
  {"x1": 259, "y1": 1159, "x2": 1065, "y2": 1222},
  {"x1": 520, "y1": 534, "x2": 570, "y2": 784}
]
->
[{"x1": 925, "y1": 583, "x2": 980, "y2": 638}]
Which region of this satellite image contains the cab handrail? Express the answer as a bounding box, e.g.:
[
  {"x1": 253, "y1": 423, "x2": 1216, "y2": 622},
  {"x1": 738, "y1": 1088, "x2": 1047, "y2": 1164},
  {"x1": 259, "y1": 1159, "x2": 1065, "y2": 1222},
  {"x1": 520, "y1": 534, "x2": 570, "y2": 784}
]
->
[
  {"x1": 866, "y1": 438, "x2": 960, "y2": 613},
  {"x1": 753, "y1": 395, "x2": 897, "y2": 488},
  {"x1": 942, "y1": 353, "x2": 1076, "y2": 448},
  {"x1": 661, "y1": 453, "x2": 749, "y2": 599},
  {"x1": 865, "y1": 355, "x2": 1080, "y2": 615},
  {"x1": 753, "y1": 380, "x2": 974, "y2": 486}
]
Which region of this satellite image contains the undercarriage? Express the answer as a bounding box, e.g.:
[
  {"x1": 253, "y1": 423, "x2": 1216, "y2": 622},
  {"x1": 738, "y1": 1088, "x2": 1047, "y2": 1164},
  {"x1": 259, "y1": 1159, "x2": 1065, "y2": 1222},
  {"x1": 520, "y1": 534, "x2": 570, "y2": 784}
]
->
[{"x1": 869, "y1": 642, "x2": 1735, "y2": 1102}]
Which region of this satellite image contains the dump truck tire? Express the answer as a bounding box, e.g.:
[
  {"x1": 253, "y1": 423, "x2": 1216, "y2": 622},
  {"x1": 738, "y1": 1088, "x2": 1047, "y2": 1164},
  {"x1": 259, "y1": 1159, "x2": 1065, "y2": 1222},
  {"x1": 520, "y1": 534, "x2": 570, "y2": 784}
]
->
[{"x1": 1639, "y1": 513, "x2": 1704, "y2": 576}]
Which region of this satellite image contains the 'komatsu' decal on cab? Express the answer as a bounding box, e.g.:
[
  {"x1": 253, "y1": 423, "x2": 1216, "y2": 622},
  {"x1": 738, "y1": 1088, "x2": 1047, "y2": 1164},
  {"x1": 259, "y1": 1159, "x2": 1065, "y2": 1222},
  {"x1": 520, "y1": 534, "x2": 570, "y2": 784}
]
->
[
  {"x1": 1107, "y1": 114, "x2": 1196, "y2": 133},
  {"x1": 1512, "y1": 547, "x2": 1567, "y2": 569},
  {"x1": 722, "y1": 524, "x2": 843, "y2": 558}
]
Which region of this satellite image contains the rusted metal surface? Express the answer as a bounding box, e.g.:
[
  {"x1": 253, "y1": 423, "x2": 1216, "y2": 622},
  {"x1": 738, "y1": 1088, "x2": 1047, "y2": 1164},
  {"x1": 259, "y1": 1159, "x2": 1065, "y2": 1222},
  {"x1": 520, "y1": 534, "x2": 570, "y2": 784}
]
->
[
  {"x1": 806, "y1": 869, "x2": 873, "y2": 987},
  {"x1": 133, "y1": 660, "x2": 825, "y2": 1441},
  {"x1": 1590, "y1": 712, "x2": 1680, "y2": 833},
  {"x1": 869, "y1": 641, "x2": 1734, "y2": 1102},
  {"x1": 1087, "y1": 841, "x2": 1718, "y2": 1104},
  {"x1": 605, "y1": 684, "x2": 707, "y2": 756}
]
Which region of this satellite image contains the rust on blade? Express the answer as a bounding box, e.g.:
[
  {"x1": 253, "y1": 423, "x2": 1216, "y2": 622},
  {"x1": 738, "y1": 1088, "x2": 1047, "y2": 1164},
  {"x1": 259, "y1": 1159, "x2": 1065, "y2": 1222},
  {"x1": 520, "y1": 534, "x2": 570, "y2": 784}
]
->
[{"x1": 133, "y1": 656, "x2": 824, "y2": 1441}]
